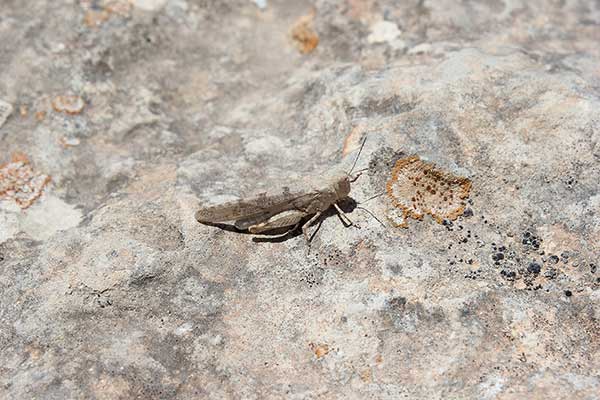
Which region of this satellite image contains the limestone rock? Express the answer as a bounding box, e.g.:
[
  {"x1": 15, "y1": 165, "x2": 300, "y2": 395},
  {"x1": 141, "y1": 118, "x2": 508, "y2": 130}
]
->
[{"x1": 0, "y1": 0, "x2": 599, "y2": 399}]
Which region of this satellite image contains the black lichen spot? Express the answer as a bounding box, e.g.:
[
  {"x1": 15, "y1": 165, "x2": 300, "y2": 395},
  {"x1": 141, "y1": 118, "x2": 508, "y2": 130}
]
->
[
  {"x1": 565, "y1": 177, "x2": 578, "y2": 188},
  {"x1": 442, "y1": 219, "x2": 454, "y2": 231},
  {"x1": 464, "y1": 269, "x2": 481, "y2": 279},
  {"x1": 301, "y1": 267, "x2": 325, "y2": 288},
  {"x1": 564, "y1": 290, "x2": 572, "y2": 297},
  {"x1": 548, "y1": 255, "x2": 559, "y2": 264},
  {"x1": 527, "y1": 262, "x2": 541, "y2": 274},
  {"x1": 388, "y1": 296, "x2": 407, "y2": 310},
  {"x1": 544, "y1": 268, "x2": 557, "y2": 279},
  {"x1": 591, "y1": 263, "x2": 597, "y2": 274},
  {"x1": 492, "y1": 253, "x2": 504, "y2": 262},
  {"x1": 522, "y1": 231, "x2": 541, "y2": 250},
  {"x1": 462, "y1": 208, "x2": 473, "y2": 217},
  {"x1": 500, "y1": 270, "x2": 516, "y2": 281}
]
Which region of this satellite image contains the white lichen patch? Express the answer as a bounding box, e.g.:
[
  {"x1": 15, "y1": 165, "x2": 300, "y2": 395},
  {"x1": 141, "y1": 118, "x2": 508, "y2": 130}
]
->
[
  {"x1": 0, "y1": 205, "x2": 20, "y2": 243},
  {"x1": 131, "y1": 0, "x2": 168, "y2": 11},
  {"x1": 0, "y1": 194, "x2": 82, "y2": 242},
  {"x1": 19, "y1": 195, "x2": 83, "y2": 241},
  {"x1": 367, "y1": 21, "x2": 401, "y2": 44}
]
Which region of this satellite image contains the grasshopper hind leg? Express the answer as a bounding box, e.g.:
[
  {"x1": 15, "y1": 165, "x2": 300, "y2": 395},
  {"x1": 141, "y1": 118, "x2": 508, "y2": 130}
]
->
[
  {"x1": 247, "y1": 210, "x2": 306, "y2": 235},
  {"x1": 302, "y1": 211, "x2": 323, "y2": 244}
]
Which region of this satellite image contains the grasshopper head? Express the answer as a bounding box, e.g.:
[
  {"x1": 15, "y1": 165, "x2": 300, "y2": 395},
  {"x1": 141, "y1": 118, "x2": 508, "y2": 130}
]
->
[{"x1": 334, "y1": 175, "x2": 351, "y2": 200}]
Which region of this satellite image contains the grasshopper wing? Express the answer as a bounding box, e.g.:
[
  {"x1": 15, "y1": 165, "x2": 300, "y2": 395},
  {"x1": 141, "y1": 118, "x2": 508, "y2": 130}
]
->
[
  {"x1": 232, "y1": 192, "x2": 319, "y2": 230},
  {"x1": 196, "y1": 190, "x2": 317, "y2": 227}
]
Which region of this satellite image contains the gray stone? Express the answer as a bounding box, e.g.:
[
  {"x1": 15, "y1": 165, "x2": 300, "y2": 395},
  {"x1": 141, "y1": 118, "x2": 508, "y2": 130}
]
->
[{"x1": 1, "y1": 0, "x2": 599, "y2": 399}]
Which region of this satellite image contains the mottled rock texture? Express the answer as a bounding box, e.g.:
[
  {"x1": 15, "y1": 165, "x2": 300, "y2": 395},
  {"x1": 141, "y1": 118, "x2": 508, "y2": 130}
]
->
[{"x1": 1, "y1": 0, "x2": 599, "y2": 399}]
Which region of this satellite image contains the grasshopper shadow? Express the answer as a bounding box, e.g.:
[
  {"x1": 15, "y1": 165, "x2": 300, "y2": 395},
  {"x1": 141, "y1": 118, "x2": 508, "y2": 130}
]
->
[
  {"x1": 200, "y1": 221, "x2": 251, "y2": 234},
  {"x1": 200, "y1": 220, "x2": 298, "y2": 241}
]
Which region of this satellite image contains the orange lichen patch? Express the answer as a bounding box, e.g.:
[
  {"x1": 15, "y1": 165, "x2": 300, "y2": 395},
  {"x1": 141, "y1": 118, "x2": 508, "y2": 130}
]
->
[
  {"x1": 104, "y1": 0, "x2": 132, "y2": 16},
  {"x1": 386, "y1": 156, "x2": 471, "y2": 228},
  {"x1": 309, "y1": 342, "x2": 329, "y2": 359},
  {"x1": 25, "y1": 344, "x2": 43, "y2": 361},
  {"x1": 59, "y1": 137, "x2": 81, "y2": 148},
  {"x1": 52, "y1": 95, "x2": 85, "y2": 115},
  {"x1": 290, "y1": 13, "x2": 319, "y2": 54},
  {"x1": 0, "y1": 153, "x2": 51, "y2": 209},
  {"x1": 35, "y1": 110, "x2": 47, "y2": 121},
  {"x1": 342, "y1": 126, "x2": 365, "y2": 157},
  {"x1": 82, "y1": 0, "x2": 132, "y2": 27},
  {"x1": 360, "y1": 368, "x2": 372, "y2": 383},
  {"x1": 84, "y1": 9, "x2": 111, "y2": 27}
]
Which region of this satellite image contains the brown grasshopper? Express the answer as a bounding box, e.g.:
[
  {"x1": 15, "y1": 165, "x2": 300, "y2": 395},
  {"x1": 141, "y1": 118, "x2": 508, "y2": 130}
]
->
[{"x1": 195, "y1": 139, "x2": 368, "y2": 243}]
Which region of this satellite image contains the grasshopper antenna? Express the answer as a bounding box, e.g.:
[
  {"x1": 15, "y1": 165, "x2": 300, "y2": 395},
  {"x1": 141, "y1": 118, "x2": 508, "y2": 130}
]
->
[
  {"x1": 355, "y1": 206, "x2": 386, "y2": 228},
  {"x1": 348, "y1": 135, "x2": 368, "y2": 178},
  {"x1": 349, "y1": 167, "x2": 369, "y2": 182},
  {"x1": 359, "y1": 191, "x2": 386, "y2": 204},
  {"x1": 354, "y1": 190, "x2": 387, "y2": 228}
]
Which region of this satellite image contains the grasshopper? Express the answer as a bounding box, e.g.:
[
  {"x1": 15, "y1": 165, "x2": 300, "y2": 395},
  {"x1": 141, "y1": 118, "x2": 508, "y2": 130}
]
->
[{"x1": 195, "y1": 139, "x2": 368, "y2": 243}]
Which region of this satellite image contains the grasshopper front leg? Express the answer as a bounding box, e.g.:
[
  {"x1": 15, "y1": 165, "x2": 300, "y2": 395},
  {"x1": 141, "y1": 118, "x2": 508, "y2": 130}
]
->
[{"x1": 334, "y1": 203, "x2": 353, "y2": 227}]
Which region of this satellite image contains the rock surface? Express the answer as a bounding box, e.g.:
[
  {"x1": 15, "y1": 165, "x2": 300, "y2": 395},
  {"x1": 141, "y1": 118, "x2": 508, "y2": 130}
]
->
[{"x1": 1, "y1": 0, "x2": 599, "y2": 399}]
